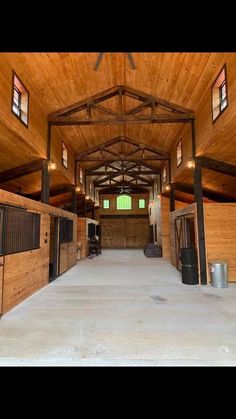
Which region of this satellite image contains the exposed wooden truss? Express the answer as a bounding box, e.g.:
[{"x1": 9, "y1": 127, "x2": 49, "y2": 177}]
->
[
  {"x1": 77, "y1": 136, "x2": 169, "y2": 162},
  {"x1": 48, "y1": 85, "x2": 194, "y2": 125}
]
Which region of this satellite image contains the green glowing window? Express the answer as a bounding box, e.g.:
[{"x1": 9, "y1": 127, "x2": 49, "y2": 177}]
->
[
  {"x1": 139, "y1": 199, "x2": 145, "y2": 209},
  {"x1": 103, "y1": 199, "x2": 110, "y2": 209},
  {"x1": 117, "y1": 194, "x2": 132, "y2": 210}
]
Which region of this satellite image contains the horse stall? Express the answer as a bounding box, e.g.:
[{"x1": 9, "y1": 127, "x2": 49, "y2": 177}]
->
[
  {"x1": 0, "y1": 189, "x2": 77, "y2": 315},
  {"x1": 170, "y1": 203, "x2": 236, "y2": 283}
]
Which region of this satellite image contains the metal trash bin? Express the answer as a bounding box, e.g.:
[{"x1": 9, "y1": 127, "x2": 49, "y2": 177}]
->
[{"x1": 209, "y1": 261, "x2": 228, "y2": 288}]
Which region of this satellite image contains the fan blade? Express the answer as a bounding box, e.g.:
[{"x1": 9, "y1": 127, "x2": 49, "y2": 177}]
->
[
  {"x1": 127, "y1": 53, "x2": 136, "y2": 70},
  {"x1": 94, "y1": 53, "x2": 104, "y2": 71}
]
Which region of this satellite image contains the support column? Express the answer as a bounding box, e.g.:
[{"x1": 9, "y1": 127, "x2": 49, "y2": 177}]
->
[
  {"x1": 91, "y1": 203, "x2": 95, "y2": 220},
  {"x1": 192, "y1": 119, "x2": 207, "y2": 285},
  {"x1": 168, "y1": 159, "x2": 175, "y2": 212},
  {"x1": 71, "y1": 188, "x2": 77, "y2": 214},
  {"x1": 170, "y1": 184, "x2": 175, "y2": 212},
  {"x1": 41, "y1": 163, "x2": 49, "y2": 204},
  {"x1": 41, "y1": 122, "x2": 51, "y2": 204}
]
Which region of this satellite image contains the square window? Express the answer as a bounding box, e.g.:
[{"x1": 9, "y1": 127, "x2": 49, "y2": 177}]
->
[
  {"x1": 11, "y1": 72, "x2": 29, "y2": 127},
  {"x1": 103, "y1": 199, "x2": 110, "y2": 209},
  {"x1": 176, "y1": 139, "x2": 182, "y2": 167},
  {"x1": 139, "y1": 199, "x2": 145, "y2": 208},
  {"x1": 212, "y1": 65, "x2": 228, "y2": 123},
  {"x1": 62, "y1": 142, "x2": 68, "y2": 168}
]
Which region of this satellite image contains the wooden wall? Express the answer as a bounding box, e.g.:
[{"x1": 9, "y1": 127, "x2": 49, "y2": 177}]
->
[
  {"x1": 170, "y1": 55, "x2": 236, "y2": 187},
  {"x1": 0, "y1": 188, "x2": 77, "y2": 315},
  {"x1": 77, "y1": 217, "x2": 98, "y2": 258},
  {"x1": 204, "y1": 203, "x2": 236, "y2": 282},
  {"x1": 97, "y1": 193, "x2": 149, "y2": 249}
]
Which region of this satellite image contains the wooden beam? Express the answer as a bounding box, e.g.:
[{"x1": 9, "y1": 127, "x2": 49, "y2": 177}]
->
[
  {"x1": 48, "y1": 85, "x2": 193, "y2": 121},
  {"x1": 172, "y1": 182, "x2": 236, "y2": 202},
  {"x1": 88, "y1": 170, "x2": 160, "y2": 176},
  {"x1": 123, "y1": 85, "x2": 193, "y2": 114},
  {"x1": 196, "y1": 156, "x2": 236, "y2": 177},
  {"x1": 77, "y1": 156, "x2": 168, "y2": 162},
  {"x1": 77, "y1": 137, "x2": 121, "y2": 159},
  {"x1": 50, "y1": 113, "x2": 194, "y2": 125},
  {"x1": 48, "y1": 86, "x2": 120, "y2": 118},
  {"x1": 0, "y1": 159, "x2": 47, "y2": 183}
]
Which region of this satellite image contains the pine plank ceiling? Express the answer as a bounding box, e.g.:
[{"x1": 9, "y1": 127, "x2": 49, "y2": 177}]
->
[{"x1": 2, "y1": 52, "x2": 230, "y2": 155}]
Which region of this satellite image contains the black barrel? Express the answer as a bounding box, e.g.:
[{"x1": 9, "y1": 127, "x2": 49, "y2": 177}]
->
[{"x1": 180, "y1": 247, "x2": 199, "y2": 285}]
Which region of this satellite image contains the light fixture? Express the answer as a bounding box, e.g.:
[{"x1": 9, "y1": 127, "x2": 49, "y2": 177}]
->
[
  {"x1": 48, "y1": 160, "x2": 56, "y2": 170},
  {"x1": 75, "y1": 186, "x2": 80, "y2": 193},
  {"x1": 157, "y1": 194, "x2": 161, "y2": 199},
  {"x1": 86, "y1": 195, "x2": 89, "y2": 200},
  {"x1": 187, "y1": 160, "x2": 195, "y2": 169},
  {"x1": 165, "y1": 185, "x2": 170, "y2": 191}
]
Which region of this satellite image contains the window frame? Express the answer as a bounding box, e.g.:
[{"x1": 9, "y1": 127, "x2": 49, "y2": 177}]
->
[
  {"x1": 211, "y1": 64, "x2": 228, "y2": 124},
  {"x1": 116, "y1": 194, "x2": 132, "y2": 210},
  {"x1": 11, "y1": 71, "x2": 29, "y2": 128},
  {"x1": 62, "y1": 141, "x2": 68, "y2": 169},
  {"x1": 103, "y1": 199, "x2": 110, "y2": 209},
  {"x1": 176, "y1": 138, "x2": 183, "y2": 167},
  {"x1": 138, "y1": 198, "x2": 146, "y2": 209}
]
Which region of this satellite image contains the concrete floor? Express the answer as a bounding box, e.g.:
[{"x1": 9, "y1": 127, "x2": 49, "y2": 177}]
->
[{"x1": 1, "y1": 249, "x2": 236, "y2": 366}]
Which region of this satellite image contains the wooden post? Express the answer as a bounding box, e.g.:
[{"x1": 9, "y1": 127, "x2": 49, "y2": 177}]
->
[
  {"x1": 91, "y1": 204, "x2": 95, "y2": 220},
  {"x1": 192, "y1": 120, "x2": 207, "y2": 285},
  {"x1": 41, "y1": 164, "x2": 49, "y2": 204},
  {"x1": 168, "y1": 159, "x2": 175, "y2": 212},
  {"x1": 71, "y1": 188, "x2": 77, "y2": 214},
  {"x1": 41, "y1": 123, "x2": 51, "y2": 204}
]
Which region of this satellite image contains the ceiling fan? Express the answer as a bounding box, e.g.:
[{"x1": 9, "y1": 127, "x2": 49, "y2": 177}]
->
[
  {"x1": 94, "y1": 52, "x2": 136, "y2": 71},
  {"x1": 119, "y1": 185, "x2": 132, "y2": 194}
]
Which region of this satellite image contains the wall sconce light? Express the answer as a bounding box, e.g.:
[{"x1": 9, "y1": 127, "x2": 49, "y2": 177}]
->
[
  {"x1": 48, "y1": 160, "x2": 56, "y2": 170},
  {"x1": 165, "y1": 185, "x2": 170, "y2": 191},
  {"x1": 86, "y1": 195, "x2": 90, "y2": 200},
  {"x1": 157, "y1": 194, "x2": 161, "y2": 199},
  {"x1": 75, "y1": 186, "x2": 80, "y2": 193},
  {"x1": 187, "y1": 160, "x2": 195, "y2": 169}
]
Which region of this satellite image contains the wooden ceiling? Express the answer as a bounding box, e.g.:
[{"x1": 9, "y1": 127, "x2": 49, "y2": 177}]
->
[
  {"x1": 2, "y1": 52, "x2": 229, "y2": 156},
  {"x1": 1, "y1": 52, "x2": 236, "y2": 202}
]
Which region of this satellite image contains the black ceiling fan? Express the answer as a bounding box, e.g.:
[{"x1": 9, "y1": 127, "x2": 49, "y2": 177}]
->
[{"x1": 94, "y1": 53, "x2": 136, "y2": 71}]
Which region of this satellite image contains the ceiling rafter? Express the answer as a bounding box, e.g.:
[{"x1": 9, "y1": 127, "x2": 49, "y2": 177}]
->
[
  {"x1": 77, "y1": 136, "x2": 169, "y2": 161},
  {"x1": 48, "y1": 85, "x2": 194, "y2": 125}
]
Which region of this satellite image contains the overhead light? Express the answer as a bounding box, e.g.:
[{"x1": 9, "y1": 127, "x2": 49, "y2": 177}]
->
[
  {"x1": 48, "y1": 160, "x2": 56, "y2": 170},
  {"x1": 187, "y1": 160, "x2": 195, "y2": 168}
]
